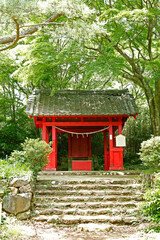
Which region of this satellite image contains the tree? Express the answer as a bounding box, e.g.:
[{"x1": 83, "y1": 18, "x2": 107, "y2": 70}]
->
[
  {"x1": 0, "y1": 53, "x2": 38, "y2": 157},
  {"x1": 59, "y1": 0, "x2": 160, "y2": 135},
  {"x1": 0, "y1": 0, "x2": 62, "y2": 51},
  {"x1": 96, "y1": 0, "x2": 160, "y2": 136},
  {"x1": 0, "y1": 0, "x2": 159, "y2": 135}
]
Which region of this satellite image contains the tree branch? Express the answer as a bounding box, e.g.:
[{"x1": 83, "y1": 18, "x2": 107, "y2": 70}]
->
[
  {"x1": 0, "y1": 13, "x2": 62, "y2": 46},
  {"x1": 121, "y1": 70, "x2": 143, "y2": 88},
  {"x1": 20, "y1": 22, "x2": 64, "y2": 28},
  {"x1": 100, "y1": 75, "x2": 112, "y2": 89},
  {"x1": 0, "y1": 17, "x2": 19, "y2": 51},
  {"x1": 84, "y1": 45, "x2": 104, "y2": 54}
]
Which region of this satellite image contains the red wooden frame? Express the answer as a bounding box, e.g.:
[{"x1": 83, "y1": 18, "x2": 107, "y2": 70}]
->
[
  {"x1": 68, "y1": 134, "x2": 91, "y2": 158},
  {"x1": 72, "y1": 160, "x2": 92, "y2": 171},
  {"x1": 31, "y1": 114, "x2": 135, "y2": 171}
]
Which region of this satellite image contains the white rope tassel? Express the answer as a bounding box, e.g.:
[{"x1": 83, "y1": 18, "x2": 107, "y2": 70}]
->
[{"x1": 55, "y1": 126, "x2": 109, "y2": 135}]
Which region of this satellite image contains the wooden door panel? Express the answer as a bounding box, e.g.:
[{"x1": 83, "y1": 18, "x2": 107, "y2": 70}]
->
[{"x1": 69, "y1": 134, "x2": 91, "y2": 158}]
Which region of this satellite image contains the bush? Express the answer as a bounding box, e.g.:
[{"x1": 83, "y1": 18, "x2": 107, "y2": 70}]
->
[
  {"x1": 9, "y1": 150, "x2": 26, "y2": 165},
  {"x1": 141, "y1": 189, "x2": 160, "y2": 223},
  {"x1": 141, "y1": 172, "x2": 160, "y2": 223},
  {"x1": 139, "y1": 136, "x2": 160, "y2": 169},
  {"x1": 9, "y1": 138, "x2": 52, "y2": 176},
  {"x1": 0, "y1": 159, "x2": 31, "y2": 196},
  {"x1": 0, "y1": 159, "x2": 31, "y2": 181}
]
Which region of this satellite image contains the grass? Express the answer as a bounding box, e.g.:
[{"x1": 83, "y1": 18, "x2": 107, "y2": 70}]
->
[
  {"x1": 0, "y1": 215, "x2": 24, "y2": 240},
  {"x1": 0, "y1": 159, "x2": 32, "y2": 181}
]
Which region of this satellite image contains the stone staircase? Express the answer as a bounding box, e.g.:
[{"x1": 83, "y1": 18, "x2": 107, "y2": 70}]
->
[{"x1": 33, "y1": 171, "x2": 144, "y2": 227}]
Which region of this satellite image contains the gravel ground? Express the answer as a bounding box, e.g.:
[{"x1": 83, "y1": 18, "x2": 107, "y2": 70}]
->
[{"x1": 6, "y1": 219, "x2": 160, "y2": 240}]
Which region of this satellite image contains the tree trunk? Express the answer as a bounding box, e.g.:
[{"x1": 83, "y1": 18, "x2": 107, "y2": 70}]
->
[
  {"x1": 148, "y1": 96, "x2": 160, "y2": 136},
  {"x1": 136, "y1": 77, "x2": 160, "y2": 136}
]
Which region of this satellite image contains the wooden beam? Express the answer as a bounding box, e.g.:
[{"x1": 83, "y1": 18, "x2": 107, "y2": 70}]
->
[
  {"x1": 43, "y1": 122, "x2": 122, "y2": 127},
  {"x1": 36, "y1": 115, "x2": 130, "y2": 118}
]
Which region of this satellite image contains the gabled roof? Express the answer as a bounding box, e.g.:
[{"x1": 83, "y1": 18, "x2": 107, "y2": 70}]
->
[{"x1": 25, "y1": 89, "x2": 138, "y2": 116}]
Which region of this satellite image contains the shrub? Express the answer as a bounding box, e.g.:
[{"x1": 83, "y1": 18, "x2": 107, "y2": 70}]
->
[
  {"x1": 139, "y1": 136, "x2": 160, "y2": 169},
  {"x1": 9, "y1": 138, "x2": 52, "y2": 176},
  {"x1": 0, "y1": 159, "x2": 31, "y2": 181},
  {"x1": 141, "y1": 173, "x2": 160, "y2": 223},
  {"x1": 0, "y1": 159, "x2": 31, "y2": 196},
  {"x1": 141, "y1": 189, "x2": 160, "y2": 223},
  {"x1": 9, "y1": 150, "x2": 26, "y2": 165}
]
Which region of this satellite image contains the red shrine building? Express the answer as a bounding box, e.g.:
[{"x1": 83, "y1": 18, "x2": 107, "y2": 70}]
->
[{"x1": 26, "y1": 89, "x2": 138, "y2": 171}]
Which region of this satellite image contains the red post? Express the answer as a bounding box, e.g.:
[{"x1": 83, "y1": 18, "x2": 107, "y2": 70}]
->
[
  {"x1": 52, "y1": 126, "x2": 57, "y2": 170},
  {"x1": 118, "y1": 124, "x2": 124, "y2": 170},
  {"x1": 89, "y1": 135, "x2": 91, "y2": 157},
  {"x1": 109, "y1": 126, "x2": 114, "y2": 169},
  {"x1": 44, "y1": 126, "x2": 57, "y2": 171},
  {"x1": 46, "y1": 127, "x2": 49, "y2": 144},
  {"x1": 109, "y1": 124, "x2": 124, "y2": 171},
  {"x1": 42, "y1": 124, "x2": 47, "y2": 141},
  {"x1": 104, "y1": 130, "x2": 109, "y2": 171},
  {"x1": 118, "y1": 124, "x2": 122, "y2": 134}
]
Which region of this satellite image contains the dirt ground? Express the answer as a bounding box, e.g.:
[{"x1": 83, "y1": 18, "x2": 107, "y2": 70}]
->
[{"x1": 8, "y1": 220, "x2": 160, "y2": 240}]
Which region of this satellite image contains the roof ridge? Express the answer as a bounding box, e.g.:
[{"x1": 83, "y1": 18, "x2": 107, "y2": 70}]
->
[
  {"x1": 26, "y1": 88, "x2": 138, "y2": 116},
  {"x1": 34, "y1": 89, "x2": 129, "y2": 96}
]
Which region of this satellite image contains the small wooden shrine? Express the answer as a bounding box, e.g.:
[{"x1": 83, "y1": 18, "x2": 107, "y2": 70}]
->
[{"x1": 25, "y1": 89, "x2": 138, "y2": 171}]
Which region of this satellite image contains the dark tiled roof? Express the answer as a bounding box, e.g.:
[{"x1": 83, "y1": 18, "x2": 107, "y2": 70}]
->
[{"x1": 25, "y1": 89, "x2": 138, "y2": 116}]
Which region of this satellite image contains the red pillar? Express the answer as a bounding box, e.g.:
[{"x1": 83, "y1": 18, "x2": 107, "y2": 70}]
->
[
  {"x1": 118, "y1": 124, "x2": 124, "y2": 170},
  {"x1": 46, "y1": 127, "x2": 49, "y2": 144},
  {"x1": 109, "y1": 125, "x2": 124, "y2": 170},
  {"x1": 104, "y1": 130, "x2": 109, "y2": 171},
  {"x1": 42, "y1": 124, "x2": 47, "y2": 141},
  {"x1": 109, "y1": 126, "x2": 114, "y2": 169},
  {"x1": 52, "y1": 126, "x2": 57, "y2": 170},
  {"x1": 44, "y1": 126, "x2": 57, "y2": 171}
]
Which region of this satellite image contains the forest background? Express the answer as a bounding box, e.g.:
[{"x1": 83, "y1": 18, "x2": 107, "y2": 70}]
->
[{"x1": 0, "y1": 0, "x2": 159, "y2": 169}]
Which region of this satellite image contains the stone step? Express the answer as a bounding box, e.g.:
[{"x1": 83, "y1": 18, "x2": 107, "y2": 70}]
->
[
  {"x1": 35, "y1": 189, "x2": 143, "y2": 196},
  {"x1": 35, "y1": 201, "x2": 139, "y2": 209},
  {"x1": 35, "y1": 183, "x2": 142, "y2": 191},
  {"x1": 34, "y1": 172, "x2": 143, "y2": 227},
  {"x1": 33, "y1": 214, "x2": 141, "y2": 225},
  {"x1": 36, "y1": 178, "x2": 139, "y2": 185},
  {"x1": 35, "y1": 195, "x2": 143, "y2": 203},
  {"x1": 38, "y1": 171, "x2": 140, "y2": 176},
  {"x1": 36, "y1": 207, "x2": 140, "y2": 216}
]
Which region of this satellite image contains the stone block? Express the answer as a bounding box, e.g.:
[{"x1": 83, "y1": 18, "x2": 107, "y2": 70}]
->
[
  {"x1": 2, "y1": 193, "x2": 31, "y2": 215},
  {"x1": 16, "y1": 210, "x2": 31, "y2": 220},
  {"x1": 78, "y1": 223, "x2": 112, "y2": 232},
  {"x1": 19, "y1": 184, "x2": 33, "y2": 194},
  {"x1": 10, "y1": 178, "x2": 30, "y2": 188},
  {"x1": 10, "y1": 187, "x2": 19, "y2": 195}
]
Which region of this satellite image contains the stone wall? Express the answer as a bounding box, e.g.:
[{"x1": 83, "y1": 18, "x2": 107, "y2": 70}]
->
[{"x1": 0, "y1": 177, "x2": 33, "y2": 220}]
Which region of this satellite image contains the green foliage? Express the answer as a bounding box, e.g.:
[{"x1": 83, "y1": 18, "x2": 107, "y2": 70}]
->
[
  {"x1": 10, "y1": 138, "x2": 52, "y2": 175},
  {"x1": 140, "y1": 172, "x2": 160, "y2": 223},
  {"x1": 9, "y1": 150, "x2": 26, "y2": 165},
  {"x1": 0, "y1": 159, "x2": 31, "y2": 181},
  {"x1": 123, "y1": 108, "x2": 152, "y2": 166},
  {"x1": 0, "y1": 53, "x2": 38, "y2": 157},
  {"x1": 141, "y1": 188, "x2": 160, "y2": 223},
  {"x1": 139, "y1": 136, "x2": 160, "y2": 169},
  {"x1": 23, "y1": 138, "x2": 52, "y2": 174}
]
